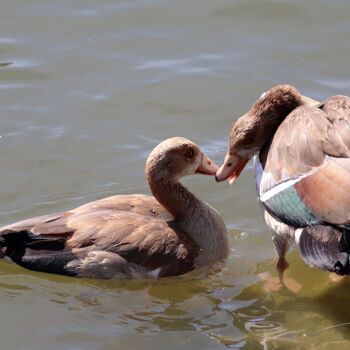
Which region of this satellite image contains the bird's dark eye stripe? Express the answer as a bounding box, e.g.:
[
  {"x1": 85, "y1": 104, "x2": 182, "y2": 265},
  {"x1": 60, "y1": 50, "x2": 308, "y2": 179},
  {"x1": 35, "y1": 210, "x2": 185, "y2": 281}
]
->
[{"x1": 227, "y1": 162, "x2": 232, "y2": 167}]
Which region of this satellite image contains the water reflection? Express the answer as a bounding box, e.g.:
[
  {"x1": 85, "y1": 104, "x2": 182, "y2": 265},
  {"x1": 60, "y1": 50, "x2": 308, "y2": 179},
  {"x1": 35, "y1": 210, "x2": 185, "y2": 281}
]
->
[{"x1": 1, "y1": 248, "x2": 350, "y2": 349}]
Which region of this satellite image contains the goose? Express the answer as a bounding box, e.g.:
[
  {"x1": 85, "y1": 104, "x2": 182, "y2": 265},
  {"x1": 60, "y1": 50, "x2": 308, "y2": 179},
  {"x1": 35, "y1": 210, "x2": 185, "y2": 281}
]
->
[
  {"x1": 216, "y1": 84, "x2": 350, "y2": 277},
  {"x1": 0, "y1": 137, "x2": 228, "y2": 279}
]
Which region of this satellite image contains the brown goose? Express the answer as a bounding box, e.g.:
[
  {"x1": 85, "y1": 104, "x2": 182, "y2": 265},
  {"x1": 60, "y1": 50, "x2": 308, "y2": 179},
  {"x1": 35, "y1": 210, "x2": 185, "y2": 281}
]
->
[
  {"x1": 216, "y1": 84, "x2": 350, "y2": 276},
  {"x1": 0, "y1": 137, "x2": 228, "y2": 279}
]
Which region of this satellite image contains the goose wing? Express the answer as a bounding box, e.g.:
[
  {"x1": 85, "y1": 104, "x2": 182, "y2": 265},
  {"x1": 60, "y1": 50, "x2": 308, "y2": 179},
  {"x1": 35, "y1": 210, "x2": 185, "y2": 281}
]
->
[
  {"x1": 0, "y1": 195, "x2": 196, "y2": 278},
  {"x1": 257, "y1": 95, "x2": 350, "y2": 228}
]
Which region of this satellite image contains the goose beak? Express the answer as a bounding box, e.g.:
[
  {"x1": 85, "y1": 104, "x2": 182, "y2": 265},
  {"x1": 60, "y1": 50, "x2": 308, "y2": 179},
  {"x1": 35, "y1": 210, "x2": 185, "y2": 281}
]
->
[
  {"x1": 195, "y1": 154, "x2": 218, "y2": 175},
  {"x1": 215, "y1": 153, "x2": 249, "y2": 184}
]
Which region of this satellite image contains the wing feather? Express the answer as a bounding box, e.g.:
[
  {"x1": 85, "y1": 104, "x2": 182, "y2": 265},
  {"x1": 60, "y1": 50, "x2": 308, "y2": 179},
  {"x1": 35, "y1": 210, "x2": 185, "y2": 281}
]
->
[
  {"x1": 0, "y1": 195, "x2": 196, "y2": 277},
  {"x1": 259, "y1": 96, "x2": 350, "y2": 227}
]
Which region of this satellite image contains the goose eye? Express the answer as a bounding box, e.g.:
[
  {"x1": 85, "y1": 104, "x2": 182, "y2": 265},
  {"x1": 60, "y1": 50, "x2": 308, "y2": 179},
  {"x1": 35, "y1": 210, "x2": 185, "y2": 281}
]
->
[{"x1": 185, "y1": 149, "x2": 194, "y2": 158}]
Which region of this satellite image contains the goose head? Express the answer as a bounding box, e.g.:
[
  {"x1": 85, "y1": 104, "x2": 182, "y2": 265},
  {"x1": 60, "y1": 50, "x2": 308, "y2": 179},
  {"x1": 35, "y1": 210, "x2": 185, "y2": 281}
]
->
[
  {"x1": 215, "y1": 84, "x2": 318, "y2": 184},
  {"x1": 146, "y1": 137, "x2": 218, "y2": 185}
]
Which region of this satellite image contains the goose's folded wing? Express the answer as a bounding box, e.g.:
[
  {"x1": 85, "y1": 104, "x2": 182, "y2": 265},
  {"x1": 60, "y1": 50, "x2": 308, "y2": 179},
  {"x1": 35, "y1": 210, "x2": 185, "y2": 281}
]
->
[
  {"x1": 0, "y1": 212, "x2": 77, "y2": 274},
  {"x1": 258, "y1": 96, "x2": 350, "y2": 227},
  {"x1": 1, "y1": 212, "x2": 75, "y2": 237},
  {"x1": 0, "y1": 209, "x2": 196, "y2": 276},
  {"x1": 72, "y1": 194, "x2": 172, "y2": 220},
  {"x1": 67, "y1": 210, "x2": 197, "y2": 269}
]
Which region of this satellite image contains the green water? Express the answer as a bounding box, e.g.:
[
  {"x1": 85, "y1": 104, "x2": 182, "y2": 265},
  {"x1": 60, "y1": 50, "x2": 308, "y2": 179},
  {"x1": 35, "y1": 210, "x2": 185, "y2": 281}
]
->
[{"x1": 1, "y1": 1, "x2": 350, "y2": 349}]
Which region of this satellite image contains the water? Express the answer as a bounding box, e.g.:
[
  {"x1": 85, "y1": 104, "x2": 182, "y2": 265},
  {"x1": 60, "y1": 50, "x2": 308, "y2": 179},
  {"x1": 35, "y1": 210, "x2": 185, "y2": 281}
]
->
[{"x1": 1, "y1": 1, "x2": 350, "y2": 349}]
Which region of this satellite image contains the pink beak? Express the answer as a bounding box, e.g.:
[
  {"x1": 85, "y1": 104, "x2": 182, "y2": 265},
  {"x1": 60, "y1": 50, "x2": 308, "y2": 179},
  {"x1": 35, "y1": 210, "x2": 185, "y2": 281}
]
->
[
  {"x1": 215, "y1": 153, "x2": 249, "y2": 184},
  {"x1": 195, "y1": 154, "x2": 218, "y2": 175}
]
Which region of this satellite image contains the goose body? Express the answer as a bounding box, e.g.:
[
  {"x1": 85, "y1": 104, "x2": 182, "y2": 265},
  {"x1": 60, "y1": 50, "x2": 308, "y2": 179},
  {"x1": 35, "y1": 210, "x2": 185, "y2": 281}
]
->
[
  {"x1": 0, "y1": 137, "x2": 228, "y2": 279},
  {"x1": 216, "y1": 85, "x2": 350, "y2": 275}
]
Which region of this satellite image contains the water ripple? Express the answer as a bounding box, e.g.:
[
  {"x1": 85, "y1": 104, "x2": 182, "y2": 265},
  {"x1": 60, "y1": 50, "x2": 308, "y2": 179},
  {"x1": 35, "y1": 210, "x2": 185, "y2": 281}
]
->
[{"x1": 0, "y1": 37, "x2": 17, "y2": 44}]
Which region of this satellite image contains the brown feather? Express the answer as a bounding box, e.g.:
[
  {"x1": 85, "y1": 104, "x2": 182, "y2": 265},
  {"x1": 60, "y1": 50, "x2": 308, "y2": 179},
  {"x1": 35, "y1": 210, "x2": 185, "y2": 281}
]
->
[
  {"x1": 295, "y1": 158, "x2": 350, "y2": 224},
  {"x1": 0, "y1": 137, "x2": 227, "y2": 279},
  {"x1": 72, "y1": 194, "x2": 172, "y2": 220},
  {"x1": 224, "y1": 85, "x2": 350, "y2": 273},
  {"x1": 261, "y1": 105, "x2": 349, "y2": 187}
]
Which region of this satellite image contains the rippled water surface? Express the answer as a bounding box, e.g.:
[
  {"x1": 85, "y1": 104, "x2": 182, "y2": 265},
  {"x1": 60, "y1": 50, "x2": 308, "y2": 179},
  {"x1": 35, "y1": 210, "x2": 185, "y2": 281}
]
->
[{"x1": 1, "y1": 1, "x2": 350, "y2": 349}]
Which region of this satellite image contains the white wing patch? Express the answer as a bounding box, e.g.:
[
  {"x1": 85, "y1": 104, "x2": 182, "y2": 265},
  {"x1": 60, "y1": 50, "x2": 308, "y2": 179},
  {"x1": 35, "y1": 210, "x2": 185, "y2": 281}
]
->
[
  {"x1": 254, "y1": 156, "x2": 312, "y2": 202},
  {"x1": 259, "y1": 175, "x2": 309, "y2": 202},
  {"x1": 294, "y1": 228, "x2": 304, "y2": 245}
]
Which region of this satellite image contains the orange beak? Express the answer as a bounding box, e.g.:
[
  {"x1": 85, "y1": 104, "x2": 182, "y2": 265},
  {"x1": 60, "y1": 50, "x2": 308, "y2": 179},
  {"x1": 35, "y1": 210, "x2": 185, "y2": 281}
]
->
[
  {"x1": 195, "y1": 153, "x2": 218, "y2": 175},
  {"x1": 215, "y1": 153, "x2": 249, "y2": 184}
]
